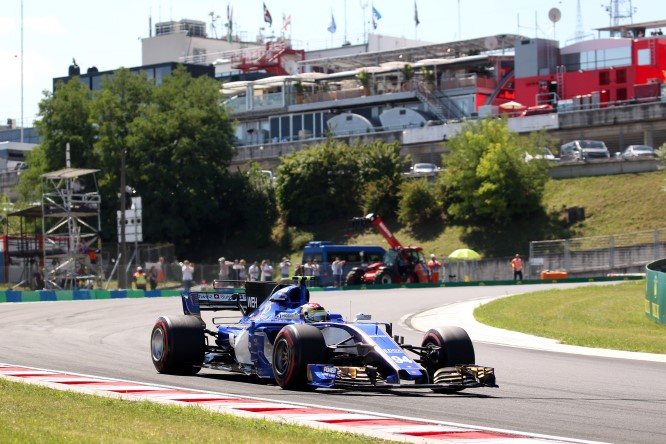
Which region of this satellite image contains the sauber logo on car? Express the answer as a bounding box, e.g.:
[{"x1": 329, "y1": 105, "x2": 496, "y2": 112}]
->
[{"x1": 193, "y1": 292, "x2": 246, "y2": 303}]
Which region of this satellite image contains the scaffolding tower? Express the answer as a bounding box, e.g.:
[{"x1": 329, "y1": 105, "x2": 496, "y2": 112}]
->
[{"x1": 41, "y1": 167, "x2": 102, "y2": 289}]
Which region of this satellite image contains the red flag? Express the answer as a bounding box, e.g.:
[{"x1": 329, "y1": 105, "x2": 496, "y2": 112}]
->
[{"x1": 263, "y1": 2, "x2": 272, "y2": 27}]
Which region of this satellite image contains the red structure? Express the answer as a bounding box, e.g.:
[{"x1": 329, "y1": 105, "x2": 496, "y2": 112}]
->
[
  {"x1": 491, "y1": 20, "x2": 666, "y2": 111},
  {"x1": 231, "y1": 41, "x2": 305, "y2": 75}
]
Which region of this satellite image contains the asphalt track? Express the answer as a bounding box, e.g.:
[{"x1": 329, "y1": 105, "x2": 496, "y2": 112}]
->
[{"x1": 0, "y1": 282, "x2": 664, "y2": 443}]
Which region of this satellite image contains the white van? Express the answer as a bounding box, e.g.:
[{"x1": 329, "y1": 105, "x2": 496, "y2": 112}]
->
[{"x1": 559, "y1": 140, "x2": 610, "y2": 161}]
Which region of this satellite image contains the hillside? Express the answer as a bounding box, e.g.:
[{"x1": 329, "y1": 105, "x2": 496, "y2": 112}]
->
[{"x1": 225, "y1": 170, "x2": 666, "y2": 262}]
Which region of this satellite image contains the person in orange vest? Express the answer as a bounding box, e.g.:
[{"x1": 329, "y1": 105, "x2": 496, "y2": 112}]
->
[
  {"x1": 133, "y1": 266, "x2": 148, "y2": 290},
  {"x1": 427, "y1": 254, "x2": 443, "y2": 283},
  {"x1": 511, "y1": 254, "x2": 523, "y2": 281}
]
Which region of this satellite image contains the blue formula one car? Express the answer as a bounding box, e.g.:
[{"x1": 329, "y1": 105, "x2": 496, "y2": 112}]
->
[{"x1": 150, "y1": 277, "x2": 497, "y2": 392}]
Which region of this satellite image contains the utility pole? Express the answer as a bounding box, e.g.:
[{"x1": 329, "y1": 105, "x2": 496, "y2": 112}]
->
[{"x1": 119, "y1": 149, "x2": 128, "y2": 288}]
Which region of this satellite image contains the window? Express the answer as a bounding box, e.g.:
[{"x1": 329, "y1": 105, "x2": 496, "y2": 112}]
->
[
  {"x1": 637, "y1": 48, "x2": 651, "y2": 66},
  {"x1": 599, "y1": 71, "x2": 610, "y2": 85},
  {"x1": 615, "y1": 69, "x2": 627, "y2": 84}
]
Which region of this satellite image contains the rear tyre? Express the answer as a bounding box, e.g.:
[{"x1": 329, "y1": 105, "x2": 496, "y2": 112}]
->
[
  {"x1": 421, "y1": 326, "x2": 475, "y2": 393},
  {"x1": 345, "y1": 268, "x2": 365, "y2": 286},
  {"x1": 373, "y1": 269, "x2": 393, "y2": 285},
  {"x1": 151, "y1": 315, "x2": 205, "y2": 375},
  {"x1": 272, "y1": 324, "x2": 328, "y2": 390}
]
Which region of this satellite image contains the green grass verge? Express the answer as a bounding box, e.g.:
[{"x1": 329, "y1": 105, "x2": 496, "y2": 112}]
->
[
  {"x1": 0, "y1": 378, "x2": 385, "y2": 444},
  {"x1": 474, "y1": 280, "x2": 666, "y2": 353}
]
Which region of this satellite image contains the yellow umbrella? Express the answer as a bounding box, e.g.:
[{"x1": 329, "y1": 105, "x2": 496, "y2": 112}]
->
[{"x1": 448, "y1": 248, "x2": 481, "y2": 260}]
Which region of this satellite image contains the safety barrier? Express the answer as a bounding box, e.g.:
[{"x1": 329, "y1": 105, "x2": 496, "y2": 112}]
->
[
  {"x1": 0, "y1": 275, "x2": 643, "y2": 303},
  {"x1": 645, "y1": 260, "x2": 666, "y2": 324},
  {"x1": 0, "y1": 289, "x2": 181, "y2": 303}
]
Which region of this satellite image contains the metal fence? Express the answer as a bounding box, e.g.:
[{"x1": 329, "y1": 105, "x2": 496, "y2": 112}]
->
[{"x1": 528, "y1": 229, "x2": 666, "y2": 278}]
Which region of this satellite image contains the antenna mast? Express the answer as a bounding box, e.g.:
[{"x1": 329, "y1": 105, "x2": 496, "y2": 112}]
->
[
  {"x1": 574, "y1": 0, "x2": 585, "y2": 42},
  {"x1": 605, "y1": 0, "x2": 635, "y2": 27}
]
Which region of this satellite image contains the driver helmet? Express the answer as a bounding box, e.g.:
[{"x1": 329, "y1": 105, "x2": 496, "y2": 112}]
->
[{"x1": 300, "y1": 302, "x2": 329, "y2": 323}]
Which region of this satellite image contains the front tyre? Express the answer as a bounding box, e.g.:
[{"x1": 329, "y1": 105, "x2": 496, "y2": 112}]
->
[
  {"x1": 421, "y1": 326, "x2": 474, "y2": 393},
  {"x1": 151, "y1": 315, "x2": 205, "y2": 375},
  {"x1": 373, "y1": 269, "x2": 393, "y2": 285},
  {"x1": 272, "y1": 324, "x2": 328, "y2": 390},
  {"x1": 345, "y1": 267, "x2": 365, "y2": 286}
]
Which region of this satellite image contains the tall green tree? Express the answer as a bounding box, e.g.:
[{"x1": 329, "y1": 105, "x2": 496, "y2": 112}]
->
[
  {"x1": 18, "y1": 79, "x2": 96, "y2": 202},
  {"x1": 276, "y1": 138, "x2": 360, "y2": 225},
  {"x1": 24, "y1": 66, "x2": 236, "y2": 259},
  {"x1": 437, "y1": 118, "x2": 551, "y2": 227},
  {"x1": 356, "y1": 140, "x2": 408, "y2": 217},
  {"x1": 242, "y1": 164, "x2": 279, "y2": 247},
  {"x1": 116, "y1": 67, "x2": 236, "y2": 253}
]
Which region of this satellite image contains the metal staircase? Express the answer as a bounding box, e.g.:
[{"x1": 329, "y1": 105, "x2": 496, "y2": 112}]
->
[{"x1": 414, "y1": 81, "x2": 465, "y2": 121}]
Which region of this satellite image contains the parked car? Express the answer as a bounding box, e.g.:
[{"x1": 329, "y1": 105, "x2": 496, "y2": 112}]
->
[
  {"x1": 559, "y1": 140, "x2": 611, "y2": 162},
  {"x1": 618, "y1": 145, "x2": 657, "y2": 160},
  {"x1": 524, "y1": 147, "x2": 557, "y2": 162},
  {"x1": 410, "y1": 163, "x2": 440, "y2": 174}
]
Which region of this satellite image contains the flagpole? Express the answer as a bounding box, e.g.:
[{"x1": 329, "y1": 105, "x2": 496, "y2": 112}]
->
[
  {"x1": 457, "y1": 0, "x2": 462, "y2": 40},
  {"x1": 344, "y1": 0, "x2": 348, "y2": 45},
  {"x1": 360, "y1": 1, "x2": 368, "y2": 44}
]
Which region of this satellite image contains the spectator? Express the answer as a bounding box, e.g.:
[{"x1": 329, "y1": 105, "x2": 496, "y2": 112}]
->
[
  {"x1": 331, "y1": 256, "x2": 345, "y2": 287},
  {"x1": 180, "y1": 260, "x2": 194, "y2": 291},
  {"x1": 311, "y1": 259, "x2": 321, "y2": 286},
  {"x1": 303, "y1": 258, "x2": 313, "y2": 276},
  {"x1": 238, "y1": 259, "x2": 247, "y2": 281},
  {"x1": 293, "y1": 263, "x2": 303, "y2": 277},
  {"x1": 279, "y1": 257, "x2": 291, "y2": 279},
  {"x1": 133, "y1": 266, "x2": 147, "y2": 290},
  {"x1": 511, "y1": 254, "x2": 523, "y2": 281},
  {"x1": 148, "y1": 265, "x2": 158, "y2": 290},
  {"x1": 248, "y1": 261, "x2": 260, "y2": 281},
  {"x1": 232, "y1": 259, "x2": 241, "y2": 281},
  {"x1": 261, "y1": 259, "x2": 274, "y2": 281},
  {"x1": 218, "y1": 257, "x2": 232, "y2": 281}
]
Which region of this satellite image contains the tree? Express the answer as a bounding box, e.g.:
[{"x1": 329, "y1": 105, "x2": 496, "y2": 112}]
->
[
  {"x1": 276, "y1": 138, "x2": 360, "y2": 225},
  {"x1": 398, "y1": 179, "x2": 441, "y2": 228},
  {"x1": 25, "y1": 66, "x2": 236, "y2": 261},
  {"x1": 242, "y1": 164, "x2": 279, "y2": 246},
  {"x1": 356, "y1": 140, "x2": 408, "y2": 217},
  {"x1": 18, "y1": 79, "x2": 97, "y2": 202},
  {"x1": 437, "y1": 118, "x2": 551, "y2": 228}
]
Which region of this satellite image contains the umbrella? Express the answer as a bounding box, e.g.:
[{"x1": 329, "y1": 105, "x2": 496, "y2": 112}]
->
[
  {"x1": 499, "y1": 100, "x2": 525, "y2": 110},
  {"x1": 448, "y1": 248, "x2": 481, "y2": 260}
]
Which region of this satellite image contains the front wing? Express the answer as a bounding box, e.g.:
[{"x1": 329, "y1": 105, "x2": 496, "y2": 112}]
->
[{"x1": 307, "y1": 363, "x2": 497, "y2": 390}]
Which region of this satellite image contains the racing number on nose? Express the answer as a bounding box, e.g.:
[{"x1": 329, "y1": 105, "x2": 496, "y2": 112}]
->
[{"x1": 391, "y1": 355, "x2": 413, "y2": 364}]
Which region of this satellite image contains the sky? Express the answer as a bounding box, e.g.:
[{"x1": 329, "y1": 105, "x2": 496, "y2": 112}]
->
[{"x1": 0, "y1": 0, "x2": 654, "y2": 128}]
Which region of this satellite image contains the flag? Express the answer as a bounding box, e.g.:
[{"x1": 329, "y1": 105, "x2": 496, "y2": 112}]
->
[
  {"x1": 263, "y1": 2, "x2": 272, "y2": 27},
  {"x1": 282, "y1": 14, "x2": 291, "y2": 33},
  {"x1": 414, "y1": 1, "x2": 420, "y2": 26},
  {"x1": 372, "y1": 4, "x2": 382, "y2": 30},
  {"x1": 328, "y1": 13, "x2": 337, "y2": 34},
  {"x1": 227, "y1": 4, "x2": 233, "y2": 43}
]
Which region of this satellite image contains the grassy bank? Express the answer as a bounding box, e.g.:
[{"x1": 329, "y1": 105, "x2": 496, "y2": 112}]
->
[
  {"x1": 474, "y1": 280, "x2": 666, "y2": 354},
  {"x1": 0, "y1": 378, "x2": 383, "y2": 444},
  {"x1": 277, "y1": 171, "x2": 666, "y2": 263}
]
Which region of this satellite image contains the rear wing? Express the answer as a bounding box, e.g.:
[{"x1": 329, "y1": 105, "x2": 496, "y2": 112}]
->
[{"x1": 181, "y1": 280, "x2": 283, "y2": 317}]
